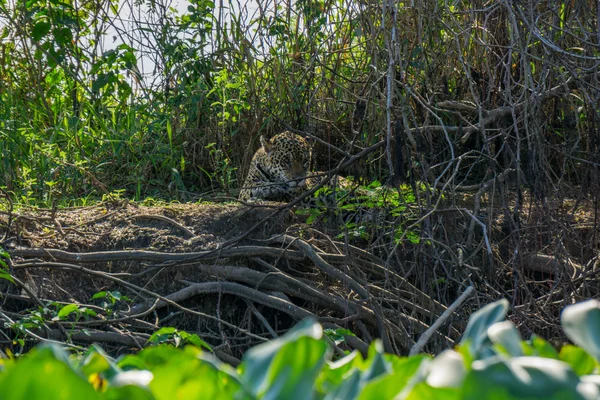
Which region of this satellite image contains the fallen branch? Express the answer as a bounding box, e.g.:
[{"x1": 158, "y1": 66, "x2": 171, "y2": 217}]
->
[{"x1": 409, "y1": 286, "x2": 474, "y2": 356}]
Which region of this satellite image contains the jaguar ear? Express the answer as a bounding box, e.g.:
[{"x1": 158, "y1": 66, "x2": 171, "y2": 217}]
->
[{"x1": 260, "y1": 135, "x2": 273, "y2": 155}]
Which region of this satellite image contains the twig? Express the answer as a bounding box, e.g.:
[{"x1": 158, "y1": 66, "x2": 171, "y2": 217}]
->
[
  {"x1": 127, "y1": 214, "x2": 195, "y2": 238},
  {"x1": 409, "y1": 286, "x2": 474, "y2": 356}
]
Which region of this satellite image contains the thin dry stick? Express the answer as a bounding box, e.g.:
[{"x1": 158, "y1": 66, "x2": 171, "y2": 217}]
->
[
  {"x1": 409, "y1": 286, "x2": 474, "y2": 356},
  {"x1": 127, "y1": 214, "x2": 195, "y2": 238}
]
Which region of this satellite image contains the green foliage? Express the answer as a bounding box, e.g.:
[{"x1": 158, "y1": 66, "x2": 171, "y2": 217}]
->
[
  {"x1": 2, "y1": 300, "x2": 600, "y2": 398},
  {"x1": 298, "y1": 180, "x2": 425, "y2": 245},
  {"x1": 91, "y1": 291, "x2": 131, "y2": 316},
  {"x1": 0, "y1": 247, "x2": 14, "y2": 284},
  {"x1": 147, "y1": 327, "x2": 212, "y2": 351},
  {"x1": 561, "y1": 300, "x2": 600, "y2": 361}
]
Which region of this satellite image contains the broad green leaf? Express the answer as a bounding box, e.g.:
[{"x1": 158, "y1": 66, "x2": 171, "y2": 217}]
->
[
  {"x1": 359, "y1": 354, "x2": 426, "y2": 400},
  {"x1": 560, "y1": 345, "x2": 597, "y2": 376},
  {"x1": 91, "y1": 291, "x2": 107, "y2": 300},
  {"x1": 32, "y1": 21, "x2": 51, "y2": 41},
  {"x1": 148, "y1": 349, "x2": 248, "y2": 400},
  {"x1": 57, "y1": 303, "x2": 79, "y2": 318},
  {"x1": 460, "y1": 299, "x2": 509, "y2": 358},
  {"x1": 525, "y1": 335, "x2": 559, "y2": 359},
  {"x1": 0, "y1": 345, "x2": 101, "y2": 400},
  {"x1": 240, "y1": 318, "x2": 329, "y2": 400},
  {"x1": 562, "y1": 300, "x2": 600, "y2": 361},
  {"x1": 104, "y1": 385, "x2": 155, "y2": 400},
  {"x1": 110, "y1": 370, "x2": 153, "y2": 388},
  {"x1": 178, "y1": 331, "x2": 212, "y2": 351},
  {"x1": 425, "y1": 350, "x2": 466, "y2": 389},
  {"x1": 80, "y1": 345, "x2": 117, "y2": 378},
  {"x1": 463, "y1": 356, "x2": 584, "y2": 400},
  {"x1": 324, "y1": 369, "x2": 361, "y2": 400},
  {"x1": 147, "y1": 327, "x2": 177, "y2": 344},
  {"x1": 118, "y1": 354, "x2": 150, "y2": 371},
  {"x1": 317, "y1": 350, "x2": 364, "y2": 394},
  {"x1": 487, "y1": 321, "x2": 523, "y2": 356},
  {"x1": 362, "y1": 340, "x2": 390, "y2": 381},
  {"x1": 406, "y1": 382, "x2": 460, "y2": 400}
]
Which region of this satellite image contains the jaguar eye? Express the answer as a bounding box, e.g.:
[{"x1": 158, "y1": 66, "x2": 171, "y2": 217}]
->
[{"x1": 303, "y1": 162, "x2": 310, "y2": 169}]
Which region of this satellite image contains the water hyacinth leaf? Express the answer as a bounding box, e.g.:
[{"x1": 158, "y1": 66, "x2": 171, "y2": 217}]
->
[
  {"x1": 324, "y1": 368, "x2": 362, "y2": 400},
  {"x1": 361, "y1": 340, "x2": 390, "y2": 382},
  {"x1": 240, "y1": 318, "x2": 329, "y2": 400},
  {"x1": 460, "y1": 299, "x2": 509, "y2": 358},
  {"x1": 110, "y1": 370, "x2": 153, "y2": 388},
  {"x1": 577, "y1": 375, "x2": 600, "y2": 400},
  {"x1": 425, "y1": 350, "x2": 466, "y2": 389},
  {"x1": 359, "y1": 354, "x2": 426, "y2": 400},
  {"x1": 561, "y1": 300, "x2": 600, "y2": 361},
  {"x1": 487, "y1": 321, "x2": 523, "y2": 356},
  {"x1": 147, "y1": 347, "x2": 248, "y2": 400},
  {"x1": 406, "y1": 382, "x2": 460, "y2": 400},
  {"x1": 525, "y1": 335, "x2": 559, "y2": 359},
  {"x1": 0, "y1": 345, "x2": 101, "y2": 400},
  {"x1": 317, "y1": 350, "x2": 364, "y2": 393},
  {"x1": 463, "y1": 356, "x2": 585, "y2": 400},
  {"x1": 80, "y1": 345, "x2": 120, "y2": 379},
  {"x1": 103, "y1": 385, "x2": 156, "y2": 400},
  {"x1": 560, "y1": 345, "x2": 597, "y2": 376}
]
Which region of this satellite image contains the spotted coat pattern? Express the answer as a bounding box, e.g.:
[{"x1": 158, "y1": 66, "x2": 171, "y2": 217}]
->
[{"x1": 239, "y1": 131, "x2": 312, "y2": 202}]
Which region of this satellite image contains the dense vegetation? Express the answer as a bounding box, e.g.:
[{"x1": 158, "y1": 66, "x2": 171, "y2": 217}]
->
[
  {"x1": 1, "y1": 0, "x2": 600, "y2": 394},
  {"x1": 2, "y1": 299, "x2": 600, "y2": 399},
  {"x1": 2, "y1": 1, "x2": 599, "y2": 203}
]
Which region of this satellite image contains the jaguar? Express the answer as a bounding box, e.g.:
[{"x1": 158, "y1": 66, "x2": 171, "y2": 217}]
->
[{"x1": 238, "y1": 131, "x2": 312, "y2": 202}]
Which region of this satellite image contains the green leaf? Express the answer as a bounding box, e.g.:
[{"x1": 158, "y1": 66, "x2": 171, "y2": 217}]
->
[
  {"x1": 110, "y1": 291, "x2": 122, "y2": 300},
  {"x1": 317, "y1": 350, "x2": 364, "y2": 394},
  {"x1": 80, "y1": 345, "x2": 121, "y2": 380},
  {"x1": 32, "y1": 21, "x2": 51, "y2": 41},
  {"x1": 57, "y1": 303, "x2": 79, "y2": 319},
  {"x1": 143, "y1": 346, "x2": 248, "y2": 400},
  {"x1": 359, "y1": 354, "x2": 426, "y2": 400},
  {"x1": 425, "y1": 350, "x2": 466, "y2": 389},
  {"x1": 460, "y1": 299, "x2": 509, "y2": 359},
  {"x1": 362, "y1": 340, "x2": 390, "y2": 381},
  {"x1": 487, "y1": 321, "x2": 523, "y2": 356},
  {"x1": 91, "y1": 291, "x2": 107, "y2": 300},
  {"x1": 92, "y1": 74, "x2": 110, "y2": 92},
  {"x1": 324, "y1": 368, "x2": 361, "y2": 400},
  {"x1": 104, "y1": 384, "x2": 155, "y2": 400},
  {"x1": 463, "y1": 356, "x2": 584, "y2": 400},
  {"x1": 240, "y1": 318, "x2": 329, "y2": 400},
  {"x1": 526, "y1": 335, "x2": 559, "y2": 359},
  {"x1": 53, "y1": 27, "x2": 73, "y2": 46},
  {"x1": 178, "y1": 331, "x2": 212, "y2": 351},
  {"x1": 0, "y1": 270, "x2": 15, "y2": 283},
  {"x1": 406, "y1": 382, "x2": 460, "y2": 400},
  {"x1": 562, "y1": 300, "x2": 600, "y2": 361},
  {"x1": 0, "y1": 345, "x2": 102, "y2": 399},
  {"x1": 560, "y1": 345, "x2": 596, "y2": 376},
  {"x1": 147, "y1": 327, "x2": 177, "y2": 345}
]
